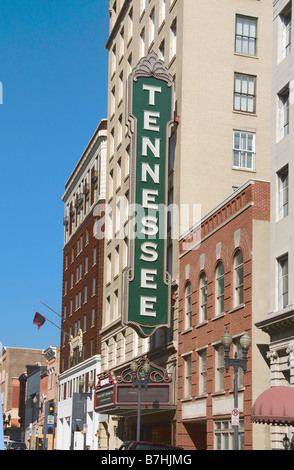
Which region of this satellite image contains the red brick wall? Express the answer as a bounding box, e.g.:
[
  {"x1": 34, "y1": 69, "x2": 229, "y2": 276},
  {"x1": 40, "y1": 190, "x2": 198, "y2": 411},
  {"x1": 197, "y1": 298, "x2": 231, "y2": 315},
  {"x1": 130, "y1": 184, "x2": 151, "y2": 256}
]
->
[{"x1": 60, "y1": 201, "x2": 105, "y2": 373}]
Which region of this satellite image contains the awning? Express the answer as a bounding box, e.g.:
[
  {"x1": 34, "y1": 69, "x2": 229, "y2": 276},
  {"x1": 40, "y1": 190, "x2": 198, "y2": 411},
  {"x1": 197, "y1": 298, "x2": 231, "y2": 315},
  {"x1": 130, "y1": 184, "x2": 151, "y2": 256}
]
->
[{"x1": 251, "y1": 386, "x2": 294, "y2": 425}]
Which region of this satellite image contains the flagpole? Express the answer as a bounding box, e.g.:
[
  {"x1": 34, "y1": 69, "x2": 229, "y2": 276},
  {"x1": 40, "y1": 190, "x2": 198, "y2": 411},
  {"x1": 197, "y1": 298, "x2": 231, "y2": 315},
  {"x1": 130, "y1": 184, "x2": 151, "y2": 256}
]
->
[
  {"x1": 39, "y1": 300, "x2": 75, "y2": 328},
  {"x1": 32, "y1": 310, "x2": 70, "y2": 337}
]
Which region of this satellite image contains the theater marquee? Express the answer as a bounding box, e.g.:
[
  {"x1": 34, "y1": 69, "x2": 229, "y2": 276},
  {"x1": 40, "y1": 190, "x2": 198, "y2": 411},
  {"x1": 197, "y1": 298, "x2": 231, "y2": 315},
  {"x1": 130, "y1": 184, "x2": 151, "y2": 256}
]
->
[{"x1": 122, "y1": 52, "x2": 174, "y2": 338}]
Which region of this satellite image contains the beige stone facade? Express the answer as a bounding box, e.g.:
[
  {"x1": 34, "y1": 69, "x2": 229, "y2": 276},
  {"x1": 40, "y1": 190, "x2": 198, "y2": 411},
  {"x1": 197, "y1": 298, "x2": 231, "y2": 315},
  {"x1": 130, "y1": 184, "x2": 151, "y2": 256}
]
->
[
  {"x1": 255, "y1": 0, "x2": 294, "y2": 450},
  {"x1": 100, "y1": 0, "x2": 273, "y2": 449}
]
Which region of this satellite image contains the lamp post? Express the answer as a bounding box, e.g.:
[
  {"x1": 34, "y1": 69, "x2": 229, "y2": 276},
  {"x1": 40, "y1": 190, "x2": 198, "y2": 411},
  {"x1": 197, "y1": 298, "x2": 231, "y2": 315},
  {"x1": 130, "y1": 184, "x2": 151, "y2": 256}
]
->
[
  {"x1": 221, "y1": 329, "x2": 251, "y2": 450},
  {"x1": 130, "y1": 359, "x2": 151, "y2": 441}
]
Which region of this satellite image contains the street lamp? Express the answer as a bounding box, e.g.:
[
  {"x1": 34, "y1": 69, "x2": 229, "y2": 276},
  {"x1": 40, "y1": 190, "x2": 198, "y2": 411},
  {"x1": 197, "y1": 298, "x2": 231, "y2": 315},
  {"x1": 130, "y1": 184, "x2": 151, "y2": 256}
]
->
[
  {"x1": 221, "y1": 329, "x2": 251, "y2": 450},
  {"x1": 130, "y1": 359, "x2": 151, "y2": 441}
]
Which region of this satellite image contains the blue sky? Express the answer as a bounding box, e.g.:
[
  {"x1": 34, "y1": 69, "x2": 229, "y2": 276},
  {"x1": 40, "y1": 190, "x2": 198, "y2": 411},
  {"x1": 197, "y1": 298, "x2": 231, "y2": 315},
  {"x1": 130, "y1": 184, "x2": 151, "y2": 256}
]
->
[{"x1": 0, "y1": 0, "x2": 109, "y2": 349}]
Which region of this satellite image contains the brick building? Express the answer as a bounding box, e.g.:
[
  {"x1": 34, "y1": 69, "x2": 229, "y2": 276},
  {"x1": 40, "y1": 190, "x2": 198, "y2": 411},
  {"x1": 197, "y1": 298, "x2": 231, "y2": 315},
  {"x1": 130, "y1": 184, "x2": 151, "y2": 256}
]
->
[
  {"x1": 57, "y1": 119, "x2": 107, "y2": 450},
  {"x1": 177, "y1": 180, "x2": 271, "y2": 450},
  {"x1": 0, "y1": 346, "x2": 45, "y2": 441}
]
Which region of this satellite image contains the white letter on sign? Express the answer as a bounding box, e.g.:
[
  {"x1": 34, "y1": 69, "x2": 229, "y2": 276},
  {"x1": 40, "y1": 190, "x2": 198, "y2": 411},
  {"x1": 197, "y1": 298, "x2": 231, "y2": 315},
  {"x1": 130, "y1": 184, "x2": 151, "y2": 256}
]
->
[
  {"x1": 141, "y1": 268, "x2": 157, "y2": 289},
  {"x1": 144, "y1": 111, "x2": 160, "y2": 132},
  {"x1": 142, "y1": 84, "x2": 162, "y2": 105},
  {"x1": 140, "y1": 296, "x2": 157, "y2": 317}
]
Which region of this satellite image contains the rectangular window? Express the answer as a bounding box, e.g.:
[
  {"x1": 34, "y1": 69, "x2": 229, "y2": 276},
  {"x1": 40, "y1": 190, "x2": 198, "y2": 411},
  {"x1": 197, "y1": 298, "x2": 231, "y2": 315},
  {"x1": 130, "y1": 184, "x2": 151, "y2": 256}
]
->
[
  {"x1": 233, "y1": 130, "x2": 255, "y2": 170},
  {"x1": 215, "y1": 345, "x2": 224, "y2": 392},
  {"x1": 235, "y1": 15, "x2": 257, "y2": 55},
  {"x1": 278, "y1": 255, "x2": 288, "y2": 309},
  {"x1": 214, "y1": 420, "x2": 244, "y2": 450},
  {"x1": 278, "y1": 166, "x2": 289, "y2": 219},
  {"x1": 184, "y1": 354, "x2": 192, "y2": 398},
  {"x1": 234, "y1": 73, "x2": 256, "y2": 113},
  {"x1": 170, "y1": 20, "x2": 177, "y2": 59},
  {"x1": 280, "y1": 4, "x2": 292, "y2": 60},
  {"x1": 198, "y1": 349, "x2": 207, "y2": 395},
  {"x1": 279, "y1": 87, "x2": 290, "y2": 139}
]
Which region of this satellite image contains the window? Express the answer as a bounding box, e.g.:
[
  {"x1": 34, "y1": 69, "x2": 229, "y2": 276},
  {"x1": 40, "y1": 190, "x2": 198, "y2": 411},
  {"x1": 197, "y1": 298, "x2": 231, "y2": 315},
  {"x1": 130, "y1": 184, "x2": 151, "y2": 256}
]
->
[
  {"x1": 128, "y1": 8, "x2": 133, "y2": 42},
  {"x1": 280, "y1": 4, "x2": 292, "y2": 60},
  {"x1": 215, "y1": 344, "x2": 224, "y2": 392},
  {"x1": 234, "y1": 73, "x2": 256, "y2": 113},
  {"x1": 278, "y1": 255, "x2": 288, "y2": 309},
  {"x1": 149, "y1": 10, "x2": 155, "y2": 45},
  {"x1": 170, "y1": 20, "x2": 177, "y2": 59},
  {"x1": 185, "y1": 282, "x2": 192, "y2": 329},
  {"x1": 160, "y1": 0, "x2": 166, "y2": 24},
  {"x1": 278, "y1": 166, "x2": 289, "y2": 219},
  {"x1": 184, "y1": 354, "x2": 192, "y2": 398},
  {"x1": 91, "y1": 308, "x2": 95, "y2": 326},
  {"x1": 233, "y1": 130, "x2": 255, "y2": 170},
  {"x1": 235, "y1": 15, "x2": 257, "y2": 56},
  {"x1": 215, "y1": 262, "x2": 224, "y2": 315},
  {"x1": 198, "y1": 349, "x2": 207, "y2": 395},
  {"x1": 140, "y1": 29, "x2": 145, "y2": 58},
  {"x1": 200, "y1": 273, "x2": 207, "y2": 322},
  {"x1": 214, "y1": 420, "x2": 244, "y2": 450},
  {"x1": 278, "y1": 87, "x2": 290, "y2": 139},
  {"x1": 234, "y1": 250, "x2": 244, "y2": 306}
]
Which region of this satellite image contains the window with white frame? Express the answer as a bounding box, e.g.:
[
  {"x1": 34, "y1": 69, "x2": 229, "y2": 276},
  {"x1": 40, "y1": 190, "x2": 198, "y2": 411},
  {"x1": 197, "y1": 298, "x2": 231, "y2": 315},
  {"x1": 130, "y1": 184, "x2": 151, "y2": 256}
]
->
[
  {"x1": 234, "y1": 250, "x2": 244, "y2": 307},
  {"x1": 235, "y1": 15, "x2": 257, "y2": 56},
  {"x1": 233, "y1": 130, "x2": 255, "y2": 170},
  {"x1": 140, "y1": 29, "x2": 145, "y2": 58},
  {"x1": 160, "y1": 0, "x2": 166, "y2": 25},
  {"x1": 280, "y1": 4, "x2": 292, "y2": 60},
  {"x1": 278, "y1": 166, "x2": 289, "y2": 219},
  {"x1": 278, "y1": 87, "x2": 290, "y2": 139},
  {"x1": 214, "y1": 419, "x2": 244, "y2": 450},
  {"x1": 278, "y1": 254, "x2": 288, "y2": 309},
  {"x1": 215, "y1": 262, "x2": 225, "y2": 315},
  {"x1": 185, "y1": 281, "x2": 192, "y2": 330},
  {"x1": 149, "y1": 10, "x2": 155, "y2": 45},
  {"x1": 170, "y1": 19, "x2": 177, "y2": 59},
  {"x1": 183, "y1": 354, "x2": 192, "y2": 398},
  {"x1": 215, "y1": 344, "x2": 224, "y2": 392},
  {"x1": 200, "y1": 272, "x2": 207, "y2": 322},
  {"x1": 128, "y1": 8, "x2": 133, "y2": 42},
  {"x1": 234, "y1": 73, "x2": 256, "y2": 113},
  {"x1": 198, "y1": 349, "x2": 207, "y2": 395}
]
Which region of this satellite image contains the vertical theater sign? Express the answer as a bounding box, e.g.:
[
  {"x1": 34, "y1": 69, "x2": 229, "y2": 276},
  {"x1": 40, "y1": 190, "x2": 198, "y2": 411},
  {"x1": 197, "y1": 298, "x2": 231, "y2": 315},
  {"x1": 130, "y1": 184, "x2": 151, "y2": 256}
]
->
[{"x1": 123, "y1": 51, "x2": 174, "y2": 338}]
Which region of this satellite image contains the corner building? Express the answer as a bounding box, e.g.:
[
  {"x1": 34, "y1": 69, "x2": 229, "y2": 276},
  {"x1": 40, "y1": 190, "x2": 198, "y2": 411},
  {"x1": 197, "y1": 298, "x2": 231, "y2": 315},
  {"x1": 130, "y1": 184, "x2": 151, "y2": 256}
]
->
[
  {"x1": 99, "y1": 0, "x2": 273, "y2": 449},
  {"x1": 57, "y1": 120, "x2": 107, "y2": 450},
  {"x1": 178, "y1": 180, "x2": 271, "y2": 450}
]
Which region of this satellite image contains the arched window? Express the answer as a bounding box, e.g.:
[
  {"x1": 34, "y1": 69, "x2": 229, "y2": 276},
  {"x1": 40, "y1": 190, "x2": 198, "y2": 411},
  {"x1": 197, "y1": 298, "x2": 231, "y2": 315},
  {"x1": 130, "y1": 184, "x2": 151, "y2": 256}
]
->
[
  {"x1": 185, "y1": 282, "x2": 192, "y2": 329},
  {"x1": 200, "y1": 273, "x2": 207, "y2": 322},
  {"x1": 234, "y1": 250, "x2": 244, "y2": 306},
  {"x1": 216, "y1": 262, "x2": 224, "y2": 315}
]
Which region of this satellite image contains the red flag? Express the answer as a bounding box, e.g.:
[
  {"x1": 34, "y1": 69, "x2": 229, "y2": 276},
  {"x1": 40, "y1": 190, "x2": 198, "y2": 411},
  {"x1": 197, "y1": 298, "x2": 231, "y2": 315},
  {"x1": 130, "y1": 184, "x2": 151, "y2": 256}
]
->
[{"x1": 33, "y1": 312, "x2": 46, "y2": 329}]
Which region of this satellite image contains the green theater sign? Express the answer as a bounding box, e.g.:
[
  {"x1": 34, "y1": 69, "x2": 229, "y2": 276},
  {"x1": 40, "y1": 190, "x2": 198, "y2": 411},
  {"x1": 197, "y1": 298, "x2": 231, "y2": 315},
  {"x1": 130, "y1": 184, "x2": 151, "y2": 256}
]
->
[{"x1": 122, "y1": 52, "x2": 174, "y2": 338}]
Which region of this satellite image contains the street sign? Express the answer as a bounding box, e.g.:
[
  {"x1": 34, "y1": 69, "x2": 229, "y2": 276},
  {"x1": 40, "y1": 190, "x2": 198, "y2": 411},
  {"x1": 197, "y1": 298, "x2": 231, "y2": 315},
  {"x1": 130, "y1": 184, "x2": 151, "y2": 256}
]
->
[
  {"x1": 231, "y1": 408, "x2": 239, "y2": 426},
  {"x1": 47, "y1": 415, "x2": 54, "y2": 425}
]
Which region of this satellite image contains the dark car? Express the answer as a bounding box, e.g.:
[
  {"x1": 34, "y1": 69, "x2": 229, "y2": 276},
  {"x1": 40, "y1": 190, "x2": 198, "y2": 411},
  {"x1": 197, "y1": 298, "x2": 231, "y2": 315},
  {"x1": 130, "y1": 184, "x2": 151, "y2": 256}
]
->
[
  {"x1": 6, "y1": 441, "x2": 27, "y2": 450},
  {"x1": 118, "y1": 441, "x2": 184, "y2": 450}
]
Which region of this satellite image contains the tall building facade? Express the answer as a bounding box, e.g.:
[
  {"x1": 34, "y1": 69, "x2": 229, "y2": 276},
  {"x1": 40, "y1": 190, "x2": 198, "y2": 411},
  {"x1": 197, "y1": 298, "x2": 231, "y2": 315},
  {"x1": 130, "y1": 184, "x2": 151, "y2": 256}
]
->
[
  {"x1": 57, "y1": 119, "x2": 107, "y2": 450},
  {"x1": 97, "y1": 0, "x2": 273, "y2": 449},
  {"x1": 254, "y1": 0, "x2": 294, "y2": 450}
]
